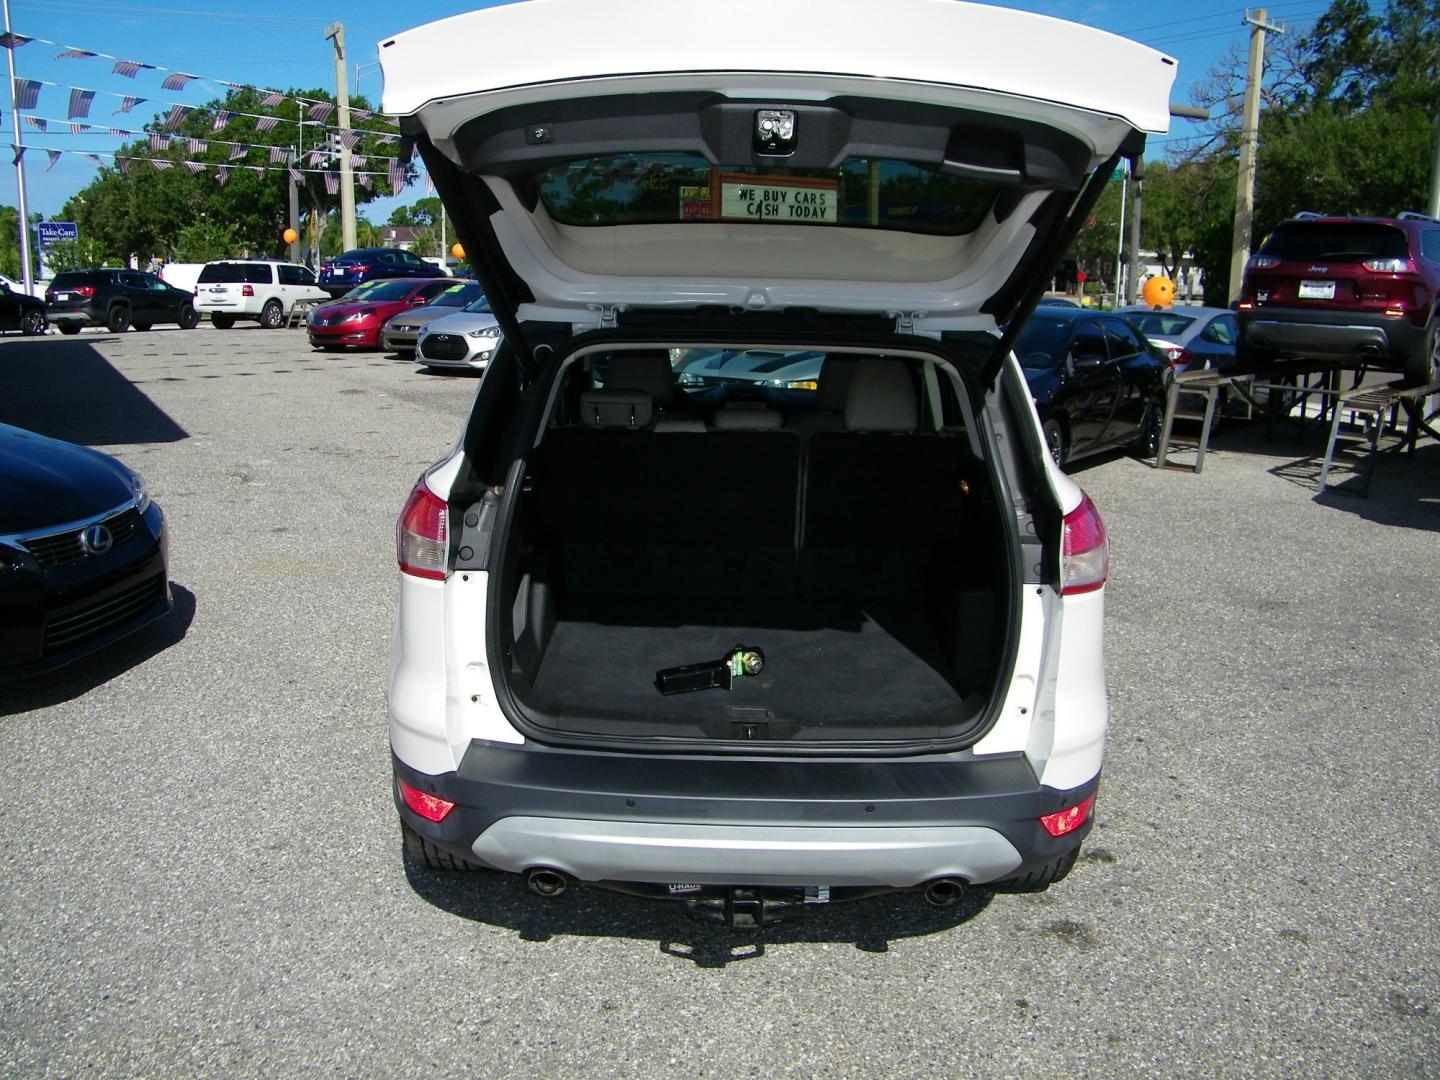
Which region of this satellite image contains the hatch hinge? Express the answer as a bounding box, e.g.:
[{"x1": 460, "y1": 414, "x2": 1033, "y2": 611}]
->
[
  {"x1": 889, "y1": 310, "x2": 936, "y2": 338},
  {"x1": 586, "y1": 303, "x2": 624, "y2": 331}
]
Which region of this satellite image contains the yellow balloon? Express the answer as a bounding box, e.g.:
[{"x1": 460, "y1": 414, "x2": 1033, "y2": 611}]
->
[
  {"x1": 282, "y1": 227, "x2": 299, "y2": 245},
  {"x1": 1141, "y1": 276, "x2": 1175, "y2": 309},
  {"x1": 450, "y1": 243, "x2": 465, "y2": 259}
]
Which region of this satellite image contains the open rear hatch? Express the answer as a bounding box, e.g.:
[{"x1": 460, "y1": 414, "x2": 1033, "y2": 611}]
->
[{"x1": 379, "y1": 0, "x2": 1175, "y2": 749}]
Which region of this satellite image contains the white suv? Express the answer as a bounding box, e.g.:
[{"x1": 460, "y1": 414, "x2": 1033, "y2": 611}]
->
[
  {"x1": 382, "y1": 0, "x2": 1174, "y2": 923},
  {"x1": 194, "y1": 260, "x2": 328, "y2": 329}
]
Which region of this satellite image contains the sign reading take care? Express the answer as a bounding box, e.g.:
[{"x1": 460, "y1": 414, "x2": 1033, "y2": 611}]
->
[{"x1": 720, "y1": 180, "x2": 837, "y2": 223}]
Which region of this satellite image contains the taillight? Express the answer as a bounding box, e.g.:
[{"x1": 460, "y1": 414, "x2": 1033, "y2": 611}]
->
[
  {"x1": 349, "y1": 263, "x2": 369, "y2": 275},
  {"x1": 1061, "y1": 492, "x2": 1108, "y2": 596},
  {"x1": 397, "y1": 776, "x2": 455, "y2": 823},
  {"x1": 1362, "y1": 257, "x2": 1412, "y2": 273},
  {"x1": 1039, "y1": 796, "x2": 1094, "y2": 838},
  {"x1": 1246, "y1": 255, "x2": 1280, "y2": 270},
  {"x1": 71, "y1": 285, "x2": 94, "y2": 298},
  {"x1": 1165, "y1": 347, "x2": 1190, "y2": 368},
  {"x1": 242, "y1": 284, "x2": 255, "y2": 297},
  {"x1": 396, "y1": 477, "x2": 449, "y2": 580}
]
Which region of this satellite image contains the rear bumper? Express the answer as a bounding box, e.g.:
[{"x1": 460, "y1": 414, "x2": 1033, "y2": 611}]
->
[
  {"x1": 45, "y1": 308, "x2": 98, "y2": 327},
  {"x1": 1240, "y1": 309, "x2": 1426, "y2": 367},
  {"x1": 393, "y1": 744, "x2": 1096, "y2": 888}
]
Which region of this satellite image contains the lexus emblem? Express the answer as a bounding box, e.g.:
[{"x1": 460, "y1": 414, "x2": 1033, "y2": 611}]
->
[{"x1": 79, "y1": 524, "x2": 113, "y2": 556}]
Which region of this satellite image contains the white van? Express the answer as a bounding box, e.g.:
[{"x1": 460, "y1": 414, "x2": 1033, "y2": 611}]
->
[{"x1": 194, "y1": 260, "x2": 328, "y2": 329}]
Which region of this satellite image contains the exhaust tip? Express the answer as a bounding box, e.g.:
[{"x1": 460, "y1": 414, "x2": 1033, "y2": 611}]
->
[
  {"x1": 921, "y1": 877, "x2": 967, "y2": 908},
  {"x1": 525, "y1": 867, "x2": 569, "y2": 898}
]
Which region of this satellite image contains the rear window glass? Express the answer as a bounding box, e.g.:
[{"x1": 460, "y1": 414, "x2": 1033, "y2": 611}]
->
[
  {"x1": 1260, "y1": 223, "x2": 1409, "y2": 262},
  {"x1": 536, "y1": 153, "x2": 997, "y2": 235},
  {"x1": 199, "y1": 263, "x2": 272, "y2": 284},
  {"x1": 51, "y1": 271, "x2": 108, "y2": 287},
  {"x1": 1127, "y1": 312, "x2": 1195, "y2": 338}
]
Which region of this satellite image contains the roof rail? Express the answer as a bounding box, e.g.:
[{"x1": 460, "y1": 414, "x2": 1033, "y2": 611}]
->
[
  {"x1": 1290, "y1": 211, "x2": 1328, "y2": 219},
  {"x1": 1396, "y1": 211, "x2": 1438, "y2": 223}
]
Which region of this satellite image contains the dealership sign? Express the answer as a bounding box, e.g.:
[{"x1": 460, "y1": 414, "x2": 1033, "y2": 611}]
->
[
  {"x1": 36, "y1": 221, "x2": 79, "y2": 248},
  {"x1": 720, "y1": 178, "x2": 836, "y2": 222}
]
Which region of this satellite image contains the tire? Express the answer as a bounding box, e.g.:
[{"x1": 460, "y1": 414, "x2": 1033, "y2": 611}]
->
[
  {"x1": 1131, "y1": 397, "x2": 1163, "y2": 459},
  {"x1": 58, "y1": 323, "x2": 81, "y2": 335},
  {"x1": 1041, "y1": 417, "x2": 1067, "y2": 466},
  {"x1": 991, "y1": 848, "x2": 1079, "y2": 893},
  {"x1": 20, "y1": 309, "x2": 45, "y2": 336},
  {"x1": 259, "y1": 299, "x2": 284, "y2": 329},
  {"x1": 1406, "y1": 317, "x2": 1439, "y2": 387},
  {"x1": 400, "y1": 821, "x2": 482, "y2": 871},
  {"x1": 131, "y1": 321, "x2": 152, "y2": 332},
  {"x1": 178, "y1": 305, "x2": 199, "y2": 330},
  {"x1": 210, "y1": 314, "x2": 236, "y2": 329},
  {"x1": 105, "y1": 305, "x2": 129, "y2": 333}
]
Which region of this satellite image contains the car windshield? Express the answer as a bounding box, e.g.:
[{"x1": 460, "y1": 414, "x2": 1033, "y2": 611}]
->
[
  {"x1": 198, "y1": 263, "x2": 271, "y2": 284},
  {"x1": 356, "y1": 280, "x2": 418, "y2": 302},
  {"x1": 1126, "y1": 312, "x2": 1195, "y2": 338},
  {"x1": 1260, "y1": 222, "x2": 1409, "y2": 262},
  {"x1": 1012, "y1": 319, "x2": 1071, "y2": 370},
  {"x1": 430, "y1": 283, "x2": 482, "y2": 308},
  {"x1": 536, "y1": 153, "x2": 997, "y2": 236},
  {"x1": 462, "y1": 295, "x2": 492, "y2": 314}
]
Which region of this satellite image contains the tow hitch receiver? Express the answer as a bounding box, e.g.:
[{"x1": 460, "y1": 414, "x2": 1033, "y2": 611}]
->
[{"x1": 686, "y1": 885, "x2": 828, "y2": 928}]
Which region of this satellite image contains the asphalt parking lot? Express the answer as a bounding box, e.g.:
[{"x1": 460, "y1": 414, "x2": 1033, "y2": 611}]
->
[{"x1": 1, "y1": 324, "x2": 1436, "y2": 1077}]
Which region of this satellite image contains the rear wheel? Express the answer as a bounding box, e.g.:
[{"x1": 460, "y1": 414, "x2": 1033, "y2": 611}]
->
[
  {"x1": 400, "y1": 821, "x2": 482, "y2": 871},
  {"x1": 210, "y1": 313, "x2": 235, "y2": 329},
  {"x1": 105, "y1": 305, "x2": 129, "y2": 333},
  {"x1": 58, "y1": 323, "x2": 81, "y2": 335},
  {"x1": 992, "y1": 848, "x2": 1079, "y2": 892},
  {"x1": 259, "y1": 299, "x2": 284, "y2": 329},
  {"x1": 20, "y1": 308, "x2": 45, "y2": 336},
  {"x1": 178, "y1": 305, "x2": 199, "y2": 330},
  {"x1": 1131, "y1": 397, "x2": 1163, "y2": 459},
  {"x1": 1407, "y1": 317, "x2": 1439, "y2": 387},
  {"x1": 1041, "y1": 418, "x2": 1067, "y2": 466}
]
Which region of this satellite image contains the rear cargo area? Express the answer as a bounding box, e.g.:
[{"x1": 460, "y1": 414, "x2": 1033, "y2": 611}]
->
[{"x1": 493, "y1": 355, "x2": 1015, "y2": 746}]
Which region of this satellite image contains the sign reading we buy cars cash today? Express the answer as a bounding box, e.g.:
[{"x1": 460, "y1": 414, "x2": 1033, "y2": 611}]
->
[{"x1": 718, "y1": 175, "x2": 837, "y2": 222}]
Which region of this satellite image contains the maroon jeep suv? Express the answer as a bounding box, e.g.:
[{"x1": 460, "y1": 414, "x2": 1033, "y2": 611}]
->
[{"x1": 1237, "y1": 212, "x2": 1440, "y2": 385}]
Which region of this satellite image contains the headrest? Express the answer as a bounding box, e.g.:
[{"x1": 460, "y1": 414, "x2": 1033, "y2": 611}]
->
[
  {"x1": 816, "y1": 355, "x2": 859, "y2": 412},
  {"x1": 579, "y1": 389, "x2": 653, "y2": 429},
  {"x1": 710, "y1": 401, "x2": 783, "y2": 430},
  {"x1": 844, "y1": 358, "x2": 918, "y2": 433},
  {"x1": 604, "y1": 351, "x2": 674, "y2": 401}
]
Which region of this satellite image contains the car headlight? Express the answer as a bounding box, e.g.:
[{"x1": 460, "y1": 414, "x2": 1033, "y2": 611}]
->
[
  {"x1": 342, "y1": 311, "x2": 368, "y2": 323},
  {"x1": 130, "y1": 471, "x2": 150, "y2": 513},
  {"x1": 466, "y1": 325, "x2": 502, "y2": 339}
]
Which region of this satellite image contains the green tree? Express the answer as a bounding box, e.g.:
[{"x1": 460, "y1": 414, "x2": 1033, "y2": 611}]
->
[
  {"x1": 388, "y1": 197, "x2": 445, "y2": 229},
  {"x1": 38, "y1": 236, "x2": 112, "y2": 274}
]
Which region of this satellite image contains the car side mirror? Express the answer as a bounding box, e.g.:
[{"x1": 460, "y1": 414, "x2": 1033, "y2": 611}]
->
[{"x1": 1070, "y1": 352, "x2": 1105, "y2": 370}]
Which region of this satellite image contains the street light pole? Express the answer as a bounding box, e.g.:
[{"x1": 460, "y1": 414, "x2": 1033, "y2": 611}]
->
[
  {"x1": 325, "y1": 21, "x2": 356, "y2": 253},
  {"x1": 4, "y1": 0, "x2": 35, "y2": 292}
]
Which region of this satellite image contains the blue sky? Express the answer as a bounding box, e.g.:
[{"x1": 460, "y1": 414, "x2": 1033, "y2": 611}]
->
[{"x1": 1, "y1": 0, "x2": 1333, "y2": 225}]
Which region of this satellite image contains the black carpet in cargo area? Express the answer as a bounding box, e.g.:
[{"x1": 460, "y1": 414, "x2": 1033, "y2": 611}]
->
[{"x1": 526, "y1": 595, "x2": 969, "y2": 738}]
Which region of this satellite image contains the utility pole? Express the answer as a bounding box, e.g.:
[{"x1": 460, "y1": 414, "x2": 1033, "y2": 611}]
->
[
  {"x1": 1125, "y1": 155, "x2": 1143, "y2": 306},
  {"x1": 289, "y1": 99, "x2": 302, "y2": 264},
  {"x1": 1228, "y1": 8, "x2": 1283, "y2": 304},
  {"x1": 4, "y1": 0, "x2": 34, "y2": 292},
  {"x1": 1113, "y1": 164, "x2": 1127, "y2": 306},
  {"x1": 325, "y1": 21, "x2": 356, "y2": 253}
]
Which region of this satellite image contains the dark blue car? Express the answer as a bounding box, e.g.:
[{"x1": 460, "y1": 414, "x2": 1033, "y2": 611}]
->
[
  {"x1": 316, "y1": 247, "x2": 448, "y2": 298},
  {"x1": 1014, "y1": 308, "x2": 1169, "y2": 466}
]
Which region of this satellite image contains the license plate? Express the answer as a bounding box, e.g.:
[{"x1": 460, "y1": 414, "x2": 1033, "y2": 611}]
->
[
  {"x1": 1298, "y1": 280, "x2": 1335, "y2": 300},
  {"x1": 54, "y1": 291, "x2": 71, "y2": 301}
]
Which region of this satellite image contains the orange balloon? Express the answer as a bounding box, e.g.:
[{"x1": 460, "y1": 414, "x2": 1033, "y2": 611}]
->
[
  {"x1": 282, "y1": 227, "x2": 299, "y2": 245},
  {"x1": 450, "y1": 243, "x2": 465, "y2": 259},
  {"x1": 1141, "y1": 276, "x2": 1175, "y2": 308}
]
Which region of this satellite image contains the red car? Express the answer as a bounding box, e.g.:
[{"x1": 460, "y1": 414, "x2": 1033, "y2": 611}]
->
[
  {"x1": 1237, "y1": 212, "x2": 1440, "y2": 385},
  {"x1": 307, "y1": 277, "x2": 458, "y2": 351}
]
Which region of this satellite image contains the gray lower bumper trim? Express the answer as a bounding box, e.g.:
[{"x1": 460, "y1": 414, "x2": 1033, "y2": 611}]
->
[
  {"x1": 1247, "y1": 320, "x2": 1390, "y2": 355},
  {"x1": 471, "y1": 816, "x2": 1023, "y2": 887}
]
